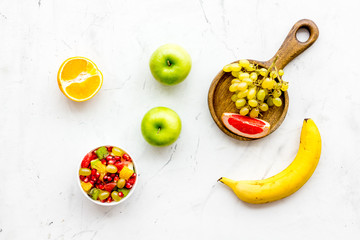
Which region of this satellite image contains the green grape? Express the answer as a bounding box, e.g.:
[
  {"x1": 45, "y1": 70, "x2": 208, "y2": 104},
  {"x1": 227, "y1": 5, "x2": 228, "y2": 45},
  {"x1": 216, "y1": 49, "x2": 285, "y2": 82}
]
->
[
  {"x1": 112, "y1": 147, "x2": 124, "y2": 157},
  {"x1": 273, "y1": 97, "x2": 282, "y2": 107},
  {"x1": 281, "y1": 82, "x2": 289, "y2": 91},
  {"x1": 240, "y1": 106, "x2": 250, "y2": 116},
  {"x1": 235, "y1": 99, "x2": 247, "y2": 108},
  {"x1": 231, "y1": 79, "x2": 241, "y2": 84},
  {"x1": 231, "y1": 71, "x2": 239, "y2": 78},
  {"x1": 267, "y1": 97, "x2": 274, "y2": 107},
  {"x1": 250, "y1": 72, "x2": 258, "y2": 81},
  {"x1": 237, "y1": 89, "x2": 248, "y2": 98},
  {"x1": 247, "y1": 87, "x2": 257, "y2": 99},
  {"x1": 270, "y1": 80, "x2": 276, "y2": 89},
  {"x1": 246, "y1": 64, "x2": 255, "y2": 71},
  {"x1": 239, "y1": 59, "x2": 250, "y2": 68},
  {"x1": 223, "y1": 64, "x2": 232, "y2": 72},
  {"x1": 270, "y1": 70, "x2": 277, "y2": 78},
  {"x1": 278, "y1": 69, "x2": 284, "y2": 76},
  {"x1": 117, "y1": 178, "x2": 126, "y2": 189},
  {"x1": 231, "y1": 94, "x2": 238, "y2": 102},
  {"x1": 259, "y1": 103, "x2": 269, "y2": 111},
  {"x1": 248, "y1": 99, "x2": 258, "y2": 107},
  {"x1": 262, "y1": 88, "x2": 268, "y2": 95},
  {"x1": 230, "y1": 63, "x2": 241, "y2": 71},
  {"x1": 242, "y1": 78, "x2": 253, "y2": 85},
  {"x1": 238, "y1": 72, "x2": 250, "y2": 80},
  {"x1": 106, "y1": 164, "x2": 118, "y2": 173},
  {"x1": 249, "y1": 108, "x2": 260, "y2": 118},
  {"x1": 262, "y1": 78, "x2": 274, "y2": 89},
  {"x1": 229, "y1": 83, "x2": 238, "y2": 92},
  {"x1": 98, "y1": 191, "x2": 110, "y2": 201},
  {"x1": 257, "y1": 89, "x2": 266, "y2": 101},
  {"x1": 237, "y1": 82, "x2": 248, "y2": 91},
  {"x1": 273, "y1": 89, "x2": 282, "y2": 98},
  {"x1": 259, "y1": 68, "x2": 268, "y2": 76},
  {"x1": 112, "y1": 191, "x2": 122, "y2": 202},
  {"x1": 79, "y1": 168, "x2": 91, "y2": 176}
]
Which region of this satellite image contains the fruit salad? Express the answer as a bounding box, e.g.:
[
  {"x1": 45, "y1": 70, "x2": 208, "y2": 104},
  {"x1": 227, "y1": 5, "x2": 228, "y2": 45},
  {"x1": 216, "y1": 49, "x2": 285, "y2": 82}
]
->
[{"x1": 79, "y1": 146, "x2": 137, "y2": 203}]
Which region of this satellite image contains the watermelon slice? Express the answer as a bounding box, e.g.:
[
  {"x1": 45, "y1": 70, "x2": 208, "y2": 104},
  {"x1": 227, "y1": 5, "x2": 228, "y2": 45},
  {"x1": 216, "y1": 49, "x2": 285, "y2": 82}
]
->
[{"x1": 221, "y1": 113, "x2": 270, "y2": 139}]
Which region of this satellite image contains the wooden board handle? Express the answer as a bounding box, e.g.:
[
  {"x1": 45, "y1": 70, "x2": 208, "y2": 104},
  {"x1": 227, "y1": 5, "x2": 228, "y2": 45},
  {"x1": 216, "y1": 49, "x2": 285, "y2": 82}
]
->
[{"x1": 266, "y1": 19, "x2": 319, "y2": 69}]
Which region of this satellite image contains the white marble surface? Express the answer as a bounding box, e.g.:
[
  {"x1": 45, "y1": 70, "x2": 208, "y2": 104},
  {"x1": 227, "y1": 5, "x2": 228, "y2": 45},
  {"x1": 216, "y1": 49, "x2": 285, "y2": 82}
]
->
[{"x1": 1, "y1": 0, "x2": 360, "y2": 239}]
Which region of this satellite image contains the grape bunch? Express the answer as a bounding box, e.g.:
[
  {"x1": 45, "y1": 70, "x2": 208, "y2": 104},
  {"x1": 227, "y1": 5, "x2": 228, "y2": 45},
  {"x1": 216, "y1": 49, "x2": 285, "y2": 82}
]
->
[{"x1": 223, "y1": 58, "x2": 288, "y2": 118}]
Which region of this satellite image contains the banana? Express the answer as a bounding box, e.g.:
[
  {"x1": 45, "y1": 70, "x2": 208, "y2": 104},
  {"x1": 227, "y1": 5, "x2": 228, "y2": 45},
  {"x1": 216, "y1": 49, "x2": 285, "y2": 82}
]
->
[{"x1": 219, "y1": 118, "x2": 321, "y2": 204}]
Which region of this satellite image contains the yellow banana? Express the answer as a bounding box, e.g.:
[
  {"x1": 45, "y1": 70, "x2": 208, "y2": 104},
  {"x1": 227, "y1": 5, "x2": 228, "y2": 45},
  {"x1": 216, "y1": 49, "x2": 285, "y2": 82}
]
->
[{"x1": 219, "y1": 118, "x2": 321, "y2": 204}]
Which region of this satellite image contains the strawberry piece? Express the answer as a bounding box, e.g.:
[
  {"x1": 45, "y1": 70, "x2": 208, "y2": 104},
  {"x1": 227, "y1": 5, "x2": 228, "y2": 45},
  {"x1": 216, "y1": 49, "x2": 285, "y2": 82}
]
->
[
  {"x1": 104, "y1": 182, "x2": 116, "y2": 192},
  {"x1": 81, "y1": 152, "x2": 92, "y2": 168},
  {"x1": 114, "y1": 161, "x2": 125, "y2": 172}
]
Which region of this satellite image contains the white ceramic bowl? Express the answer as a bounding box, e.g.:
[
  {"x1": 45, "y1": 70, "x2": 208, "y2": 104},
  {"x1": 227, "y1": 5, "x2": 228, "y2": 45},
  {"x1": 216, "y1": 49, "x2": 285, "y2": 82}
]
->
[{"x1": 77, "y1": 145, "x2": 138, "y2": 206}]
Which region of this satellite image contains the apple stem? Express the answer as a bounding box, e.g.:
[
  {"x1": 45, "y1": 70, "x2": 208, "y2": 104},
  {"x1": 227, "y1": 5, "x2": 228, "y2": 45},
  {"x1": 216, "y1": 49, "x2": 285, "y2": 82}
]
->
[
  {"x1": 167, "y1": 59, "x2": 171, "y2": 66},
  {"x1": 157, "y1": 127, "x2": 161, "y2": 134}
]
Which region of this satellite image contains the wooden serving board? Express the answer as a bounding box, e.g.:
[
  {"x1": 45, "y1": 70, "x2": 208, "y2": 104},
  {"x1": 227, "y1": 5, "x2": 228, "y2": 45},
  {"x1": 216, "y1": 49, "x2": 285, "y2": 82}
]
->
[{"x1": 208, "y1": 19, "x2": 319, "y2": 141}]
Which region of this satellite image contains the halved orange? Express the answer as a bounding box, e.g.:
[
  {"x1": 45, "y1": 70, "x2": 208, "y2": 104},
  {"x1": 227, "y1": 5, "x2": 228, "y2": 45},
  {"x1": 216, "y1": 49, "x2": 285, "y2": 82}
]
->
[{"x1": 57, "y1": 57, "x2": 103, "y2": 102}]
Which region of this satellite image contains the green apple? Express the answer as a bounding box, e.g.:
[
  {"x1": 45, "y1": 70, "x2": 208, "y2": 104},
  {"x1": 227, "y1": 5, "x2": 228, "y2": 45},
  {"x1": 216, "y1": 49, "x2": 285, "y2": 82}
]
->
[
  {"x1": 149, "y1": 43, "x2": 192, "y2": 85},
  {"x1": 141, "y1": 107, "x2": 181, "y2": 146}
]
